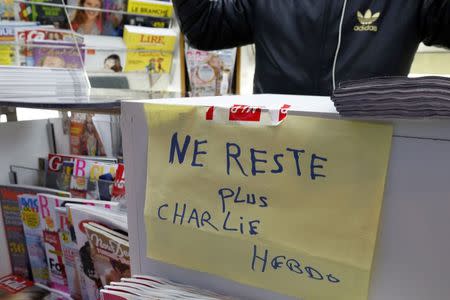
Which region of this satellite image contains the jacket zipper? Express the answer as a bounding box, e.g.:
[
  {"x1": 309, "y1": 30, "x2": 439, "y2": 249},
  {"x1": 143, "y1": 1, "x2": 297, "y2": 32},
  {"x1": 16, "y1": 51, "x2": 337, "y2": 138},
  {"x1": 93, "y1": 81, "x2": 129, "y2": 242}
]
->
[
  {"x1": 332, "y1": 0, "x2": 349, "y2": 90},
  {"x1": 317, "y1": 0, "x2": 331, "y2": 94}
]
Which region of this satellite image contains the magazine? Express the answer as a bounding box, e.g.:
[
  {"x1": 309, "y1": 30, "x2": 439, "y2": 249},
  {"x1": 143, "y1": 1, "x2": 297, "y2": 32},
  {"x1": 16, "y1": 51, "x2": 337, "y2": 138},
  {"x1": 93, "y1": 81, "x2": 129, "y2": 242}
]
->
[
  {"x1": 15, "y1": 27, "x2": 83, "y2": 67},
  {"x1": 126, "y1": 0, "x2": 172, "y2": 28},
  {"x1": 0, "y1": 185, "x2": 70, "y2": 280},
  {"x1": 103, "y1": 0, "x2": 126, "y2": 36},
  {"x1": 123, "y1": 25, "x2": 177, "y2": 74},
  {"x1": 70, "y1": 158, "x2": 117, "y2": 199},
  {"x1": 84, "y1": 35, "x2": 126, "y2": 73},
  {"x1": 37, "y1": 193, "x2": 117, "y2": 294},
  {"x1": 0, "y1": 21, "x2": 40, "y2": 65},
  {"x1": 32, "y1": 40, "x2": 85, "y2": 69},
  {"x1": 0, "y1": 0, "x2": 14, "y2": 20},
  {"x1": 30, "y1": 0, "x2": 69, "y2": 29},
  {"x1": 56, "y1": 207, "x2": 81, "y2": 300},
  {"x1": 18, "y1": 194, "x2": 49, "y2": 286},
  {"x1": 70, "y1": 113, "x2": 107, "y2": 157},
  {"x1": 46, "y1": 153, "x2": 118, "y2": 193},
  {"x1": 111, "y1": 163, "x2": 126, "y2": 208},
  {"x1": 68, "y1": 0, "x2": 103, "y2": 35},
  {"x1": 123, "y1": 25, "x2": 177, "y2": 52},
  {"x1": 47, "y1": 153, "x2": 118, "y2": 173},
  {"x1": 68, "y1": 204, "x2": 127, "y2": 300},
  {"x1": 185, "y1": 45, "x2": 237, "y2": 97},
  {"x1": 55, "y1": 202, "x2": 119, "y2": 300},
  {"x1": 84, "y1": 222, "x2": 130, "y2": 287},
  {"x1": 127, "y1": 0, "x2": 173, "y2": 18}
]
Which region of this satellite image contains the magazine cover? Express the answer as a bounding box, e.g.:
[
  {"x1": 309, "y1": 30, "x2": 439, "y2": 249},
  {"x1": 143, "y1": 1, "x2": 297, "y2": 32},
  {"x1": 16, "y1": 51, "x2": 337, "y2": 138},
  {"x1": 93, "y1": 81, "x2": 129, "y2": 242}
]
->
[
  {"x1": 185, "y1": 45, "x2": 237, "y2": 97},
  {"x1": 123, "y1": 25, "x2": 176, "y2": 76},
  {"x1": 84, "y1": 35, "x2": 126, "y2": 72},
  {"x1": 32, "y1": 40, "x2": 85, "y2": 69},
  {"x1": 125, "y1": 0, "x2": 172, "y2": 29},
  {"x1": 123, "y1": 25, "x2": 177, "y2": 52},
  {"x1": 68, "y1": 205, "x2": 127, "y2": 300},
  {"x1": 43, "y1": 229, "x2": 68, "y2": 293},
  {"x1": 69, "y1": 0, "x2": 104, "y2": 35},
  {"x1": 0, "y1": 22, "x2": 17, "y2": 66},
  {"x1": 70, "y1": 159, "x2": 117, "y2": 199},
  {"x1": 56, "y1": 208, "x2": 81, "y2": 300},
  {"x1": 37, "y1": 193, "x2": 117, "y2": 294},
  {"x1": 46, "y1": 153, "x2": 118, "y2": 193},
  {"x1": 0, "y1": 21, "x2": 40, "y2": 65},
  {"x1": 15, "y1": 28, "x2": 83, "y2": 66},
  {"x1": 0, "y1": 185, "x2": 70, "y2": 280},
  {"x1": 46, "y1": 160, "x2": 74, "y2": 192},
  {"x1": 126, "y1": 0, "x2": 173, "y2": 18},
  {"x1": 103, "y1": 0, "x2": 126, "y2": 36},
  {"x1": 0, "y1": 0, "x2": 14, "y2": 20},
  {"x1": 84, "y1": 222, "x2": 130, "y2": 287},
  {"x1": 57, "y1": 203, "x2": 119, "y2": 300},
  {"x1": 18, "y1": 194, "x2": 49, "y2": 286},
  {"x1": 31, "y1": 0, "x2": 69, "y2": 29},
  {"x1": 70, "y1": 113, "x2": 107, "y2": 157},
  {"x1": 111, "y1": 163, "x2": 125, "y2": 208}
]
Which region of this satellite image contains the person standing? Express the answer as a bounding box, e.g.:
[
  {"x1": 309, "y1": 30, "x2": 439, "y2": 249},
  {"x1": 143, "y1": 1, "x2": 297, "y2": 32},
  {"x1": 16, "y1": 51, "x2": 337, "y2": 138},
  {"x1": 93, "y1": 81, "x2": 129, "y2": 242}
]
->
[{"x1": 172, "y1": 0, "x2": 450, "y2": 96}]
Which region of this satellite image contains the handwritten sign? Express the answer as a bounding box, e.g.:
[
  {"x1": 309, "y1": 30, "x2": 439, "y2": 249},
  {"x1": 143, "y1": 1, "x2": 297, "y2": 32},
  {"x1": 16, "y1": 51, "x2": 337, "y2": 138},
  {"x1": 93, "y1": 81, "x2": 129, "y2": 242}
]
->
[{"x1": 144, "y1": 104, "x2": 393, "y2": 299}]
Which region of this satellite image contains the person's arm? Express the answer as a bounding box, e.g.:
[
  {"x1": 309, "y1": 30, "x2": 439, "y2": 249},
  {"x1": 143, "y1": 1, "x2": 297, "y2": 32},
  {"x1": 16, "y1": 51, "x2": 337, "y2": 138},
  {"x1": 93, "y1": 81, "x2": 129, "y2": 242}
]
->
[
  {"x1": 421, "y1": 0, "x2": 450, "y2": 48},
  {"x1": 172, "y1": 0, "x2": 254, "y2": 50}
]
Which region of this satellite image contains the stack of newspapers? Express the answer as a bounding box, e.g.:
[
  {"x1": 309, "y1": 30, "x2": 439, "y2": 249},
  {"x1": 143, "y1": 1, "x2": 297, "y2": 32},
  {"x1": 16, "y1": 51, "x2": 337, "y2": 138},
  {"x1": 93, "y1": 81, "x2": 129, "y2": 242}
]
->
[
  {"x1": 332, "y1": 76, "x2": 450, "y2": 118},
  {"x1": 0, "y1": 66, "x2": 90, "y2": 102}
]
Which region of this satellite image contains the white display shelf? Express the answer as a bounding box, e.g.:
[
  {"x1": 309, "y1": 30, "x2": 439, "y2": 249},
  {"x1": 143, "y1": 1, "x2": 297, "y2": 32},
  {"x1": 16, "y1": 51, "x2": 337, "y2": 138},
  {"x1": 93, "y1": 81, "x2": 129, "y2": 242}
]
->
[{"x1": 122, "y1": 95, "x2": 450, "y2": 300}]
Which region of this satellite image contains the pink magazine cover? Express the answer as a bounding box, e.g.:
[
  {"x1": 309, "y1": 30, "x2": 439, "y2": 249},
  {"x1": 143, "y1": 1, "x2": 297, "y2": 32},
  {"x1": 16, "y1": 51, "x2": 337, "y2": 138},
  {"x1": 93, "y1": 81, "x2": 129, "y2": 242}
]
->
[
  {"x1": 68, "y1": 205, "x2": 127, "y2": 300},
  {"x1": 70, "y1": 158, "x2": 118, "y2": 199},
  {"x1": 37, "y1": 193, "x2": 117, "y2": 295},
  {"x1": 101, "y1": 289, "x2": 138, "y2": 300},
  {"x1": 32, "y1": 40, "x2": 85, "y2": 69}
]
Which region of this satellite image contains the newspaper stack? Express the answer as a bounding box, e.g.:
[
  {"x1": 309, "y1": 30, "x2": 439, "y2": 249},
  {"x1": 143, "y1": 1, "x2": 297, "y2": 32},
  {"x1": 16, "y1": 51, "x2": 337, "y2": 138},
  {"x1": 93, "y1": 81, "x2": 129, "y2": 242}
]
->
[
  {"x1": 332, "y1": 76, "x2": 450, "y2": 118},
  {"x1": 101, "y1": 275, "x2": 235, "y2": 300},
  {"x1": 0, "y1": 66, "x2": 90, "y2": 101}
]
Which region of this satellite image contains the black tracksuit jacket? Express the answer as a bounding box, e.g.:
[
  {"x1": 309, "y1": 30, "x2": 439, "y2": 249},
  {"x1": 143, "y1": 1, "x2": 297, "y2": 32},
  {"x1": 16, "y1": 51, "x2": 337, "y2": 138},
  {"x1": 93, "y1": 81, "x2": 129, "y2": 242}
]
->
[{"x1": 173, "y1": 0, "x2": 450, "y2": 96}]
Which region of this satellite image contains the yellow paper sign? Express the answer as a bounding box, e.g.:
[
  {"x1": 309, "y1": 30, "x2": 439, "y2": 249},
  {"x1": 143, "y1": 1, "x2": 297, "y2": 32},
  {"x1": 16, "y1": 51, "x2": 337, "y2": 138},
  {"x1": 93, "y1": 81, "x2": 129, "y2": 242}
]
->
[{"x1": 144, "y1": 104, "x2": 393, "y2": 300}]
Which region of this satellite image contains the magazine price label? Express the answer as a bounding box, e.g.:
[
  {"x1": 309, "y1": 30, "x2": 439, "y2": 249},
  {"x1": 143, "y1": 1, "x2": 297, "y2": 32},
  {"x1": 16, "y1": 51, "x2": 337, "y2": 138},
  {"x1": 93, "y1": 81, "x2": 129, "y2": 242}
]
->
[{"x1": 144, "y1": 104, "x2": 393, "y2": 300}]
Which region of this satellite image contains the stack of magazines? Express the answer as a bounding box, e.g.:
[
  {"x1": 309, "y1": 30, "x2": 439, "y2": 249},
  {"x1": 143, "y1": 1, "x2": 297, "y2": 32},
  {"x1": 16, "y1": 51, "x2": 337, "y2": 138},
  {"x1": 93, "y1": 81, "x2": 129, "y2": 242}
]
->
[
  {"x1": 0, "y1": 151, "x2": 128, "y2": 300},
  {"x1": 101, "y1": 275, "x2": 233, "y2": 299},
  {"x1": 0, "y1": 66, "x2": 90, "y2": 101},
  {"x1": 332, "y1": 76, "x2": 450, "y2": 118}
]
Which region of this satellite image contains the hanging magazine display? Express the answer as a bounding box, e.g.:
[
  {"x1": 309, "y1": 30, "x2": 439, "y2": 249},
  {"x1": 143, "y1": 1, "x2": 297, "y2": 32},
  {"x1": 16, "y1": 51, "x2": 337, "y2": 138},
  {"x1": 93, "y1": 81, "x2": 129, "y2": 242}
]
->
[{"x1": 185, "y1": 44, "x2": 237, "y2": 97}]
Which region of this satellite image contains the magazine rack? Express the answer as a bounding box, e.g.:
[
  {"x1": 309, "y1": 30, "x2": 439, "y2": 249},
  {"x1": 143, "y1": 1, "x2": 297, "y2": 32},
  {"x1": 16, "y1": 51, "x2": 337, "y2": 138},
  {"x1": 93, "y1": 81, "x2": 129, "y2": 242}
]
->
[
  {"x1": 1, "y1": 0, "x2": 185, "y2": 98},
  {"x1": 122, "y1": 95, "x2": 450, "y2": 300}
]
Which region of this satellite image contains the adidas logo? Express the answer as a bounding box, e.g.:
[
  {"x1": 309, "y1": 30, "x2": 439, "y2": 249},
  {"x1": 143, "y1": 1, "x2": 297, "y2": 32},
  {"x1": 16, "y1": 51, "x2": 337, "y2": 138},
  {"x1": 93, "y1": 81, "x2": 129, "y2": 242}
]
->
[{"x1": 354, "y1": 9, "x2": 380, "y2": 32}]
